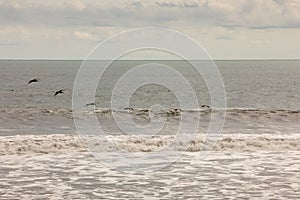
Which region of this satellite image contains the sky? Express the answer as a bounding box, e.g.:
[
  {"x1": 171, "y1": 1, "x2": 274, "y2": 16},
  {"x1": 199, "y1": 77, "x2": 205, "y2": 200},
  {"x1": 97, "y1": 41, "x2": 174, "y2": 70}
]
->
[{"x1": 0, "y1": 0, "x2": 300, "y2": 60}]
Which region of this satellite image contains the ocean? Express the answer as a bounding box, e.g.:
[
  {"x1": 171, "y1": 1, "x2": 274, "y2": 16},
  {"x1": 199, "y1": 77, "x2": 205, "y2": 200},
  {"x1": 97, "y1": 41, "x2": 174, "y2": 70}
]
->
[
  {"x1": 0, "y1": 60, "x2": 299, "y2": 199},
  {"x1": 0, "y1": 60, "x2": 299, "y2": 135}
]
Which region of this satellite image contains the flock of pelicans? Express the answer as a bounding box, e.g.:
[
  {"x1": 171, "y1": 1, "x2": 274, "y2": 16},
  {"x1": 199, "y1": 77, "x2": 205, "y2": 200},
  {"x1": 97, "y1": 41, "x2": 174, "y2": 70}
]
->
[
  {"x1": 27, "y1": 78, "x2": 211, "y2": 109},
  {"x1": 28, "y1": 78, "x2": 65, "y2": 96},
  {"x1": 28, "y1": 78, "x2": 94, "y2": 106}
]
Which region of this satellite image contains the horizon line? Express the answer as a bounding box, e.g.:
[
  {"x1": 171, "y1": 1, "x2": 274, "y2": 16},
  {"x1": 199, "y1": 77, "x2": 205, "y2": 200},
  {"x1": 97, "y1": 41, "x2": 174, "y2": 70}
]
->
[{"x1": 1, "y1": 59, "x2": 300, "y2": 61}]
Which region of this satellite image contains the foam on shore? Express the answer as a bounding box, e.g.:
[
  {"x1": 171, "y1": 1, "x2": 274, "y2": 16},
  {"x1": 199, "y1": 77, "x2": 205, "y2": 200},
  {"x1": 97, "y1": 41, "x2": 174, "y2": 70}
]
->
[{"x1": 1, "y1": 133, "x2": 300, "y2": 155}]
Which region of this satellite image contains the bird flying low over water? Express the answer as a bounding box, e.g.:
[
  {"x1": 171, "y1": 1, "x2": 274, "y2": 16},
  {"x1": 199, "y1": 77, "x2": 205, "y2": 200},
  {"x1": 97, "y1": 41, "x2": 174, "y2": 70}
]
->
[
  {"x1": 201, "y1": 105, "x2": 210, "y2": 108},
  {"x1": 28, "y1": 78, "x2": 39, "y2": 84},
  {"x1": 85, "y1": 102, "x2": 96, "y2": 106},
  {"x1": 54, "y1": 90, "x2": 65, "y2": 96}
]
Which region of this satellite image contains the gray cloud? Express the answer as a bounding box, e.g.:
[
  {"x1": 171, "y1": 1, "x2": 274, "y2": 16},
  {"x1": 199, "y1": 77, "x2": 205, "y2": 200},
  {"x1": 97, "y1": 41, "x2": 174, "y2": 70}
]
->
[
  {"x1": 155, "y1": 1, "x2": 199, "y2": 8},
  {"x1": 0, "y1": 42, "x2": 19, "y2": 46},
  {"x1": 273, "y1": 0, "x2": 285, "y2": 5},
  {"x1": 0, "y1": 0, "x2": 299, "y2": 29},
  {"x1": 131, "y1": 1, "x2": 143, "y2": 8},
  {"x1": 180, "y1": 2, "x2": 199, "y2": 8},
  {"x1": 155, "y1": 1, "x2": 177, "y2": 8},
  {"x1": 216, "y1": 35, "x2": 233, "y2": 40}
]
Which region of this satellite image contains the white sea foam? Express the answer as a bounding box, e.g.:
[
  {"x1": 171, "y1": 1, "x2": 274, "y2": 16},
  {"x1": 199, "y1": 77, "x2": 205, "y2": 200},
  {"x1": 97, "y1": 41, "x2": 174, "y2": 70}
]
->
[{"x1": 1, "y1": 133, "x2": 300, "y2": 155}]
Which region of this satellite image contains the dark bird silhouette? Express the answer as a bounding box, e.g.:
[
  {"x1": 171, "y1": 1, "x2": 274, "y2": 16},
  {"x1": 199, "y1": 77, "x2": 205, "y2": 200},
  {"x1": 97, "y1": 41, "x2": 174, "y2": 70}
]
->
[
  {"x1": 201, "y1": 105, "x2": 210, "y2": 108},
  {"x1": 85, "y1": 102, "x2": 96, "y2": 106},
  {"x1": 28, "y1": 78, "x2": 39, "y2": 84},
  {"x1": 54, "y1": 90, "x2": 65, "y2": 96}
]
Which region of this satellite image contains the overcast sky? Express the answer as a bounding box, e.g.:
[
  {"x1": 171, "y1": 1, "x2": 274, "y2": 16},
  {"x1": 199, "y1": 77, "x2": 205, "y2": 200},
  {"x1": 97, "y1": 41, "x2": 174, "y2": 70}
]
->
[{"x1": 0, "y1": 0, "x2": 300, "y2": 59}]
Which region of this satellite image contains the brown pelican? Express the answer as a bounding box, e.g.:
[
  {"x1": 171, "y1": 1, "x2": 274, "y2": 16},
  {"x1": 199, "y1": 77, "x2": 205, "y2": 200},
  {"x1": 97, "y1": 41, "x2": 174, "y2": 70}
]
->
[
  {"x1": 28, "y1": 78, "x2": 39, "y2": 84},
  {"x1": 54, "y1": 90, "x2": 65, "y2": 96},
  {"x1": 85, "y1": 102, "x2": 96, "y2": 106},
  {"x1": 201, "y1": 105, "x2": 210, "y2": 108}
]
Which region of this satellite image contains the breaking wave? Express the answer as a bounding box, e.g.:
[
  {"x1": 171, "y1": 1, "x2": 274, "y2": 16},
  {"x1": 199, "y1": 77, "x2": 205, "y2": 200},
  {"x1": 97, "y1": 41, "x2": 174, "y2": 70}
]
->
[
  {"x1": 1, "y1": 134, "x2": 300, "y2": 155},
  {"x1": 1, "y1": 107, "x2": 299, "y2": 118}
]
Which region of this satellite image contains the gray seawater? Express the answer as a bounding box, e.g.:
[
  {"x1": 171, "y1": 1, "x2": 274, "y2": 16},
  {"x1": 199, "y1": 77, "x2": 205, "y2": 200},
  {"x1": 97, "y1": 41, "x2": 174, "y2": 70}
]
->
[
  {"x1": 1, "y1": 60, "x2": 300, "y2": 199},
  {"x1": 0, "y1": 60, "x2": 299, "y2": 135}
]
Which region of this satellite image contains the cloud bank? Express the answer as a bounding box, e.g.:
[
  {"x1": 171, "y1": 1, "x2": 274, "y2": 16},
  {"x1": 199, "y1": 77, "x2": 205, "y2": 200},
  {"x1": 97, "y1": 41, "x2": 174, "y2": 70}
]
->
[
  {"x1": 0, "y1": 0, "x2": 299, "y2": 29},
  {"x1": 0, "y1": 0, "x2": 300, "y2": 59}
]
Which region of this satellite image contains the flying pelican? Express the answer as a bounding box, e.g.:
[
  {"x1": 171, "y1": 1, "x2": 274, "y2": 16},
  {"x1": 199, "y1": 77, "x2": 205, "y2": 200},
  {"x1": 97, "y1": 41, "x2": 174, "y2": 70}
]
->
[
  {"x1": 54, "y1": 90, "x2": 65, "y2": 96},
  {"x1": 28, "y1": 78, "x2": 39, "y2": 84},
  {"x1": 201, "y1": 105, "x2": 210, "y2": 108},
  {"x1": 85, "y1": 102, "x2": 96, "y2": 106}
]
